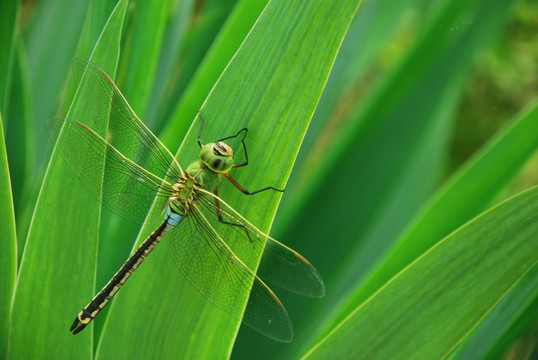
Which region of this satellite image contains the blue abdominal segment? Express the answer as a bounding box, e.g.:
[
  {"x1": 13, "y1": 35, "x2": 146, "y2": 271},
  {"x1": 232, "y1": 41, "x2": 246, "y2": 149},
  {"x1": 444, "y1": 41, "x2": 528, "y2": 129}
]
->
[{"x1": 165, "y1": 206, "x2": 183, "y2": 229}]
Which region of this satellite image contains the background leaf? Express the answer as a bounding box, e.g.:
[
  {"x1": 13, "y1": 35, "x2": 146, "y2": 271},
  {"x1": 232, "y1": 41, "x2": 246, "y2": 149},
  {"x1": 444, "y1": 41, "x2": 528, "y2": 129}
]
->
[
  {"x1": 306, "y1": 185, "x2": 538, "y2": 359},
  {"x1": 0, "y1": 112, "x2": 17, "y2": 359},
  {"x1": 453, "y1": 263, "x2": 538, "y2": 360},
  {"x1": 0, "y1": 0, "x2": 18, "y2": 115},
  {"x1": 2, "y1": 0, "x2": 537, "y2": 358},
  {"x1": 253, "y1": 0, "x2": 518, "y2": 357},
  {"x1": 8, "y1": 1, "x2": 128, "y2": 358},
  {"x1": 341, "y1": 100, "x2": 538, "y2": 328}
]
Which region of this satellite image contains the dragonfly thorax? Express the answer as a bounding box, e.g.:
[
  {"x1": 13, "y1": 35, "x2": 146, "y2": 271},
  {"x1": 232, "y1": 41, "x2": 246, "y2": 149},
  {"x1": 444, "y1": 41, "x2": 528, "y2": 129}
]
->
[
  {"x1": 171, "y1": 177, "x2": 197, "y2": 204},
  {"x1": 200, "y1": 142, "x2": 234, "y2": 173},
  {"x1": 186, "y1": 160, "x2": 223, "y2": 192},
  {"x1": 161, "y1": 178, "x2": 197, "y2": 218}
]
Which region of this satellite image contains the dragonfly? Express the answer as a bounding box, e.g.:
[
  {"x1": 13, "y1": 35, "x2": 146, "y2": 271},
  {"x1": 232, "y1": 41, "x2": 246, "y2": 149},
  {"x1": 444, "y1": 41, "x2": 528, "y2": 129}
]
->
[{"x1": 47, "y1": 59, "x2": 325, "y2": 343}]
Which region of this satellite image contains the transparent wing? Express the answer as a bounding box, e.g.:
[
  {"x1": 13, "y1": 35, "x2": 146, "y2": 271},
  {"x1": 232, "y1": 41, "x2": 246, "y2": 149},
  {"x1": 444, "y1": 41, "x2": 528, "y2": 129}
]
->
[
  {"x1": 167, "y1": 190, "x2": 324, "y2": 342},
  {"x1": 47, "y1": 117, "x2": 172, "y2": 224},
  {"x1": 167, "y1": 195, "x2": 292, "y2": 342},
  {"x1": 198, "y1": 188, "x2": 325, "y2": 298},
  {"x1": 71, "y1": 58, "x2": 183, "y2": 180}
]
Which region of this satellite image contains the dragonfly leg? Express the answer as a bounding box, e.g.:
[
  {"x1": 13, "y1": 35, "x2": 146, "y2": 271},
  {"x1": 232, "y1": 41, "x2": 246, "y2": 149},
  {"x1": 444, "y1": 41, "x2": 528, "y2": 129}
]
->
[
  {"x1": 224, "y1": 173, "x2": 284, "y2": 195},
  {"x1": 229, "y1": 128, "x2": 249, "y2": 168},
  {"x1": 218, "y1": 124, "x2": 248, "y2": 168},
  {"x1": 217, "y1": 127, "x2": 248, "y2": 144},
  {"x1": 196, "y1": 111, "x2": 283, "y2": 191},
  {"x1": 213, "y1": 188, "x2": 253, "y2": 242},
  {"x1": 197, "y1": 110, "x2": 205, "y2": 148},
  {"x1": 197, "y1": 110, "x2": 248, "y2": 151}
]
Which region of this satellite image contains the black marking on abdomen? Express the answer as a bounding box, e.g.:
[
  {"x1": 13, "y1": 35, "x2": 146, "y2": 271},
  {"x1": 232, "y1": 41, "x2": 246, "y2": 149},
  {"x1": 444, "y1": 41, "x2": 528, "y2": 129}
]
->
[{"x1": 70, "y1": 221, "x2": 169, "y2": 334}]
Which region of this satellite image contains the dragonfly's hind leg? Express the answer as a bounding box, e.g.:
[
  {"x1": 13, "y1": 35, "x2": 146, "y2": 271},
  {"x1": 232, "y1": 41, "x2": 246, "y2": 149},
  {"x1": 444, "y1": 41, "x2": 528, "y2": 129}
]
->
[
  {"x1": 213, "y1": 188, "x2": 253, "y2": 242},
  {"x1": 224, "y1": 173, "x2": 284, "y2": 195}
]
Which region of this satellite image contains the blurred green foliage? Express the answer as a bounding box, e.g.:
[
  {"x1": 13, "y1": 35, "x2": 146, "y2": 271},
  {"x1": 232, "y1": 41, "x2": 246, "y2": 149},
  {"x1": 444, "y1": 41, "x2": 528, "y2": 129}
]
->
[{"x1": 1, "y1": 0, "x2": 537, "y2": 359}]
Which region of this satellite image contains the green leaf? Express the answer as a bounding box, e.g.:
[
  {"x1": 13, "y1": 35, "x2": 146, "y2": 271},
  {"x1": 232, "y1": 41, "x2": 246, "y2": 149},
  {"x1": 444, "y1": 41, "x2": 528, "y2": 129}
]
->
[
  {"x1": 95, "y1": 0, "x2": 360, "y2": 358},
  {"x1": 151, "y1": 0, "x2": 237, "y2": 129},
  {"x1": 7, "y1": 0, "x2": 536, "y2": 358},
  {"x1": 305, "y1": 185, "x2": 538, "y2": 359},
  {"x1": 5, "y1": 47, "x2": 32, "y2": 245},
  {"x1": 143, "y1": 0, "x2": 195, "y2": 129},
  {"x1": 24, "y1": 0, "x2": 89, "y2": 162},
  {"x1": 94, "y1": 0, "x2": 175, "y2": 323},
  {"x1": 0, "y1": 0, "x2": 18, "y2": 115},
  {"x1": 454, "y1": 264, "x2": 538, "y2": 359},
  {"x1": 8, "y1": 1, "x2": 128, "y2": 358},
  {"x1": 268, "y1": 0, "x2": 514, "y2": 357},
  {"x1": 120, "y1": 0, "x2": 172, "y2": 115},
  {"x1": 345, "y1": 99, "x2": 538, "y2": 326},
  {"x1": 159, "y1": 0, "x2": 269, "y2": 148},
  {"x1": 0, "y1": 112, "x2": 17, "y2": 359}
]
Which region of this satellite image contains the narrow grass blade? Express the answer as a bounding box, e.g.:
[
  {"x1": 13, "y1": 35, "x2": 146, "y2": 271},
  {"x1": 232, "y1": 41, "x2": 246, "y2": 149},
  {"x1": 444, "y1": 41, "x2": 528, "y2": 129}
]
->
[
  {"x1": 8, "y1": 1, "x2": 128, "y2": 358},
  {"x1": 24, "y1": 0, "x2": 88, "y2": 163},
  {"x1": 120, "y1": 0, "x2": 172, "y2": 115},
  {"x1": 0, "y1": 112, "x2": 17, "y2": 359},
  {"x1": 159, "y1": 0, "x2": 269, "y2": 147},
  {"x1": 0, "y1": 0, "x2": 18, "y2": 115}
]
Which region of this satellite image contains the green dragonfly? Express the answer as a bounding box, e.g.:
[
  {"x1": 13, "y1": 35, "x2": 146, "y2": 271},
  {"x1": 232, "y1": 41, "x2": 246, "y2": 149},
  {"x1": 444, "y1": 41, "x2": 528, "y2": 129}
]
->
[{"x1": 48, "y1": 59, "x2": 325, "y2": 343}]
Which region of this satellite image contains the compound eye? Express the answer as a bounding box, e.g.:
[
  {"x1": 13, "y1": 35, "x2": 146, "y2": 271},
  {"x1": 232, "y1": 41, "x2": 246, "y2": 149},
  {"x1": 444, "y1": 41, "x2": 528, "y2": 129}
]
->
[
  {"x1": 216, "y1": 141, "x2": 233, "y2": 156},
  {"x1": 199, "y1": 142, "x2": 234, "y2": 173}
]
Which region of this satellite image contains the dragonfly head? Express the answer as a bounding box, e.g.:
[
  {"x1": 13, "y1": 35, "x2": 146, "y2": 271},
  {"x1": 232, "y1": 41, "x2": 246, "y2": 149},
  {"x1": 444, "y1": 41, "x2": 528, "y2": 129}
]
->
[{"x1": 200, "y1": 142, "x2": 234, "y2": 173}]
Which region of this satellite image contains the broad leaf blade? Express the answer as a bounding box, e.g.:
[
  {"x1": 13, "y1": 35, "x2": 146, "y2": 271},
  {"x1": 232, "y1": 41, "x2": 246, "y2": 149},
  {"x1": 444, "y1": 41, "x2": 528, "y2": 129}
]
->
[
  {"x1": 453, "y1": 264, "x2": 538, "y2": 359},
  {"x1": 96, "y1": 0, "x2": 361, "y2": 358},
  {"x1": 273, "y1": 0, "x2": 514, "y2": 357},
  {"x1": 306, "y1": 185, "x2": 538, "y2": 359},
  {"x1": 348, "y1": 99, "x2": 538, "y2": 319}
]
